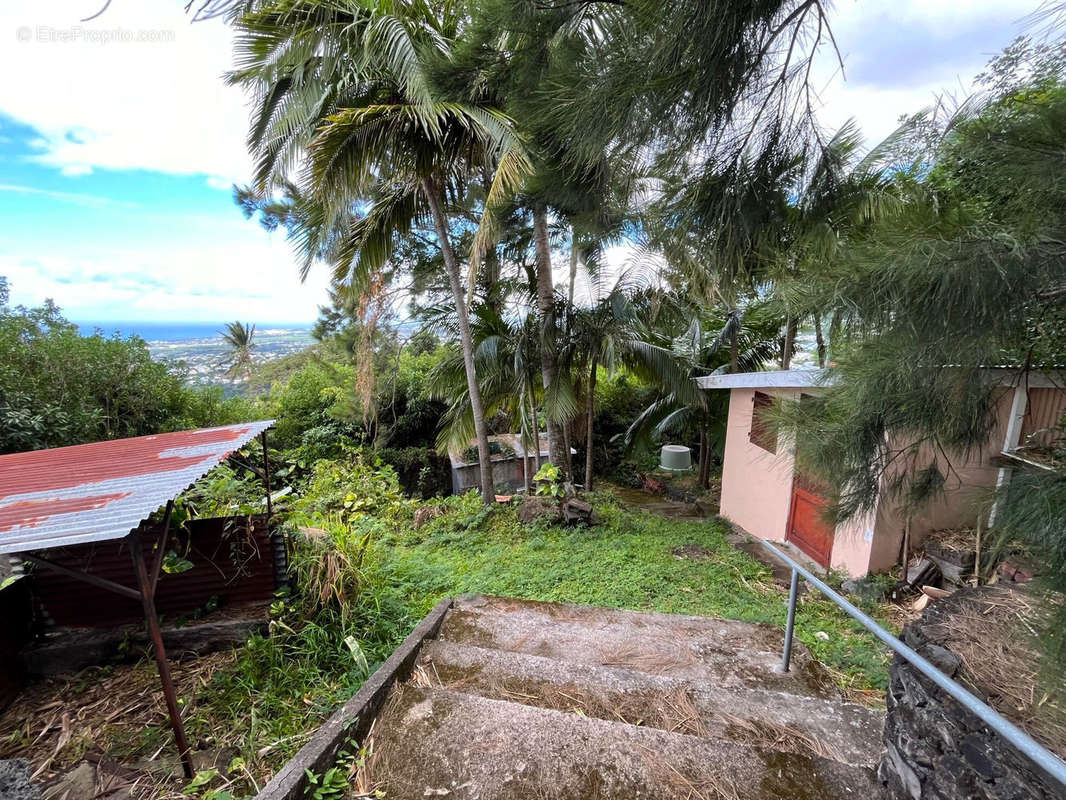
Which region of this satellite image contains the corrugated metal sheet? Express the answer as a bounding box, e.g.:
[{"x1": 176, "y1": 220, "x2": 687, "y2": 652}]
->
[
  {"x1": 28, "y1": 514, "x2": 280, "y2": 628},
  {"x1": 698, "y1": 369, "x2": 829, "y2": 390},
  {"x1": 1021, "y1": 388, "x2": 1066, "y2": 445},
  {"x1": 0, "y1": 422, "x2": 273, "y2": 555}
]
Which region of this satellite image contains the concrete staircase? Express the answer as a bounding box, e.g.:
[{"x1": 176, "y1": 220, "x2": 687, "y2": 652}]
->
[{"x1": 359, "y1": 595, "x2": 886, "y2": 799}]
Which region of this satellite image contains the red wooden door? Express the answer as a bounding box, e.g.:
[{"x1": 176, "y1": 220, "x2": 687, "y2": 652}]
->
[
  {"x1": 786, "y1": 394, "x2": 835, "y2": 567},
  {"x1": 786, "y1": 479, "x2": 834, "y2": 567}
]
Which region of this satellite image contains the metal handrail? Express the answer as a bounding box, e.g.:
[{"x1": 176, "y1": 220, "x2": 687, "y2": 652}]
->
[{"x1": 760, "y1": 537, "x2": 1066, "y2": 788}]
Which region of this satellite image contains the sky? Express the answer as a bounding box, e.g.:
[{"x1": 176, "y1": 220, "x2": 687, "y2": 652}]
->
[{"x1": 0, "y1": 0, "x2": 1045, "y2": 324}]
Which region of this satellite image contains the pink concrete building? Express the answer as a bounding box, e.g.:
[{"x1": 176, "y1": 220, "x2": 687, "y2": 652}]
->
[{"x1": 698, "y1": 369, "x2": 1066, "y2": 577}]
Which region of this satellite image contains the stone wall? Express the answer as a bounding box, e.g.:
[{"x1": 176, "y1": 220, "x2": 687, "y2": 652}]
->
[{"x1": 880, "y1": 587, "x2": 1066, "y2": 800}]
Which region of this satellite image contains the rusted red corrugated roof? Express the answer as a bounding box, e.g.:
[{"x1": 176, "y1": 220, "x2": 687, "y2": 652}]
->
[{"x1": 0, "y1": 421, "x2": 273, "y2": 554}]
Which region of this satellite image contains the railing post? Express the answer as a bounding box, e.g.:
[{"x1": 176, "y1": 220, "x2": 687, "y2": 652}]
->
[{"x1": 781, "y1": 567, "x2": 799, "y2": 672}]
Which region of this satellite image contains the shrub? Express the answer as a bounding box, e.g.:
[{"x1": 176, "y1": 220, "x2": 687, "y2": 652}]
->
[
  {"x1": 266, "y1": 363, "x2": 365, "y2": 461},
  {"x1": 289, "y1": 456, "x2": 409, "y2": 523},
  {"x1": 0, "y1": 300, "x2": 258, "y2": 453},
  {"x1": 374, "y1": 447, "x2": 452, "y2": 498}
]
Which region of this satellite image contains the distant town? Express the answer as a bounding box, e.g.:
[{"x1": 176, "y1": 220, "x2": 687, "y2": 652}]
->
[
  {"x1": 146, "y1": 327, "x2": 313, "y2": 389},
  {"x1": 135, "y1": 326, "x2": 313, "y2": 388}
]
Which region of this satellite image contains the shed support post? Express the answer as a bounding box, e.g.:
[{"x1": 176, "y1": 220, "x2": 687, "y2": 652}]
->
[
  {"x1": 261, "y1": 431, "x2": 273, "y2": 526},
  {"x1": 129, "y1": 533, "x2": 194, "y2": 779}
]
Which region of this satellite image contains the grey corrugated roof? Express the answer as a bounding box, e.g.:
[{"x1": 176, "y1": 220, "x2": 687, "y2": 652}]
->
[
  {"x1": 0, "y1": 421, "x2": 273, "y2": 555},
  {"x1": 697, "y1": 369, "x2": 829, "y2": 390},
  {"x1": 697, "y1": 367, "x2": 1066, "y2": 391}
]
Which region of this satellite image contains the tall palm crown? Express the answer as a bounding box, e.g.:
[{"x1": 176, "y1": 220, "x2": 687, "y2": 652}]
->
[
  {"x1": 228, "y1": 0, "x2": 529, "y2": 503},
  {"x1": 229, "y1": 0, "x2": 525, "y2": 285},
  {"x1": 219, "y1": 321, "x2": 257, "y2": 377}
]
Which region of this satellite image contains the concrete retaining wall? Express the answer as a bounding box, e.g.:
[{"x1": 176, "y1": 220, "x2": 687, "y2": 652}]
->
[{"x1": 253, "y1": 598, "x2": 453, "y2": 800}]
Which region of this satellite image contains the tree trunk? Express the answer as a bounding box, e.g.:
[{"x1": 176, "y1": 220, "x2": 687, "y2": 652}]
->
[
  {"x1": 828, "y1": 308, "x2": 843, "y2": 364},
  {"x1": 563, "y1": 423, "x2": 573, "y2": 478},
  {"x1": 584, "y1": 360, "x2": 597, "y2": 492},
  {"x1": 814, "y1": 315, "x2": 826, "y2": 368},
  {"x1": 533, "y1": 204, "x2": 570, "y2": 477},
  {"x1": 423, "y1": 176, "x2": 494, "y2": 504},
  {"x1": 729, "y1": 324, "x2": 739, "y2": 373},
  {"x1": 568, "y1": 228, "x2": 578, "y2": 306},
  {"x1": 698, "y1": 427, "x2": 710, "y2": 489},
  {"x1": 530, "y1": 391, "x2": 542, "y2": 472},
  {"x1": 522, "y1": 408, "x2": 533, "y2": 495},
  {"x1": 781, "y1": 316, "x2": 797, "y2": 369}
]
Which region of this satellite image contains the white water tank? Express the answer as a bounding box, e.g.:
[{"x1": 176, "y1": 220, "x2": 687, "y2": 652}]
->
[{"x1": 660, "y1": 444, "x2": 692, "y2": 472}]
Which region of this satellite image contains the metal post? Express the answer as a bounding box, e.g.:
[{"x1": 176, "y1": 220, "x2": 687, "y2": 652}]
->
[
  {"x1": 129, "y1": 533, "x2": 194, "y2": 779},
  {"x1": 149, "y1": 500, "x2": 174, "y2": 596},
  {"x1": 781, "y1": 567, "x2": 799, "y2": 673},
  {"x1": 261, "y1": 431, "x2": 273, "y2": 525}
]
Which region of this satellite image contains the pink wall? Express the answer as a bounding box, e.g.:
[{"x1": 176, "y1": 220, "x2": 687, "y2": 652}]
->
[
  {"x1": 718, "y1": 386, "x2": 1035, "y2": 577},
  {"x1": 719, "y1": 388, "x2": 799, "y2": 545},
  {"x1": 868, "y1": 388, "x2": 1015, "y2": 571},
  {"x1": 720, "y1": 387, "x2": 878, "y2": 575}
]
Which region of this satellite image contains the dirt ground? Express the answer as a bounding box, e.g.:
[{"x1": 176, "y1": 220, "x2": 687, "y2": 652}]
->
[{"x1": 0, "y1": 652, "x2": 237, "y2": 799}]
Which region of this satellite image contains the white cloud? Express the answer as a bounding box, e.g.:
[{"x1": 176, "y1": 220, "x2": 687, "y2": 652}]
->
[
  {"x1": 1, "y1": 0, "x2": 1041, "y2": 185},
  {"x1": 0, "y1": 182, "x2": 135, "y2": 208},
  {"x1": 0, "y1": 0, "x2": 1048, "y2": 326},
  {"x1": 2, "y1": 232, "x2": 329, "y2": 323},
  {"x1": 0, "y1": 0, "x2": 252, "y2": 184},
  {"x1": 810, "y1": 0, "x2": 1041, "y2": 145}
]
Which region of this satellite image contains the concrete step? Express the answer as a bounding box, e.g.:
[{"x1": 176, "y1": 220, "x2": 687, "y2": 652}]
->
[
  {"x1": 441, "y1": 595, "x2": 837, "y2": 698},
  {"x1": 364, "y1": 685, "x2": 883, "y2": 800},
  {"x1": 416, "y1": 639, "x2": 886, "y2": 769}
]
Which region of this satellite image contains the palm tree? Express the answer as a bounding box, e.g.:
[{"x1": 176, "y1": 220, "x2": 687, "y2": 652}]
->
[
  {"x1": 568, "y1": 282, "x2": 700, "y2": 491},
  {"x1": 219, "y1": 321, "x2": 256, "y2": 378},
  {"x1": 622, "y1": 303, "x2": 783, "y2": 489},
  {"x1": 424, "y1": 304, "x2": 545, "y2": 492},
  {"x1": 775, "y1": 120, "x2": 901, "y2": 366},
  {"x1": 228, "y1": 1, "x2": 529, "y2": 504}
]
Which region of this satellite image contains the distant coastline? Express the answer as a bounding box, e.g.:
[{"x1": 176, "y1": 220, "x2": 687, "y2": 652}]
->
[
  {"x1": 71, "y1": 321, "x2": 315, "y2": 388},
  {"x1": 74, "y1": 321, "x2": 313, "y2": 342}
]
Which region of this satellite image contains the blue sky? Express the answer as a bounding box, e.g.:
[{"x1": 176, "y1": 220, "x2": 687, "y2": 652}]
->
[{"x1": 0, "y1": 0, "x2": 1042, "y2": 323}]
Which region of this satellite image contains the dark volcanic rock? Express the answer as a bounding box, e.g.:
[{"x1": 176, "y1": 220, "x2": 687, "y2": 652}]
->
[
  {"x1": 0, "y1": 759, "x2": 40, "y2": 800},
  {"x1": 879, "y1": 586, "x2": 1066, "y2": 800}
]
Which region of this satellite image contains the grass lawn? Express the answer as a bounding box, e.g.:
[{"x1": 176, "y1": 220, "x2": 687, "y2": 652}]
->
[
  {"x1": 1, "y1": 489, "x2": 896, "y2": 799},
  {"x1": 373, "y1": 490, "x2": 894, "y2": 696}
]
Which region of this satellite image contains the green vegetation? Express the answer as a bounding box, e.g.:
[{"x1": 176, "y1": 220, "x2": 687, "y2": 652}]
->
[
  {"x1": 4, "y1": 2, "x2": 1066, "y2": 794},
  {"x1": 219, "y1": 321, "x2": 257, "y2": 379},
  {"x1": 161, "y1": 460, "x2": 890, "y2": 797},
  {"x1": 772, "y1": 39, "x2": 1066, "y2": 665},
  {"x1": 0, "y1": 297, "x2": 256, "y2": 454}
]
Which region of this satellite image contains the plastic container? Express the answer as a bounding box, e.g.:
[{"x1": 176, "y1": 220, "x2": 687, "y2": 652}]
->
[{"x1": 660, "y1": 444, "x2": 692, "y2": 471}]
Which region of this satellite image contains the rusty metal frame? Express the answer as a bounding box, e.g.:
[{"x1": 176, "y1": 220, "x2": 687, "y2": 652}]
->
[
  {"x1": 129, "y1": 528, "x2": 193, "y2": 779},
  {"x1": 20, "y1": 553, "x2": 141, "y2": 601},
  {"x1": 261, "y1": 431, "x2": 273, "y2": 525},
  {"x1": 22, "y1": 502, "x2": 194, "y2": 780}
]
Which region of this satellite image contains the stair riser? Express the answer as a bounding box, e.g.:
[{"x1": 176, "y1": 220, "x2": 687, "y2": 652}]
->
[
  {"x1": 417, "y1": 641, "x2": 884, "y2": 769},
  {"x1": 441, "y1": 608, "x2": 837, "y2": 697},
  {"x1": 366, "y1": 686, "x2": 882, "y2": 800}
]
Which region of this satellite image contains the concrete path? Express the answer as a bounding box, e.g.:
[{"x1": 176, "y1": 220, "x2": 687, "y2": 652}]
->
[{"x1": 359, "y1": 595, "x2": 886, "y2": 799}]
